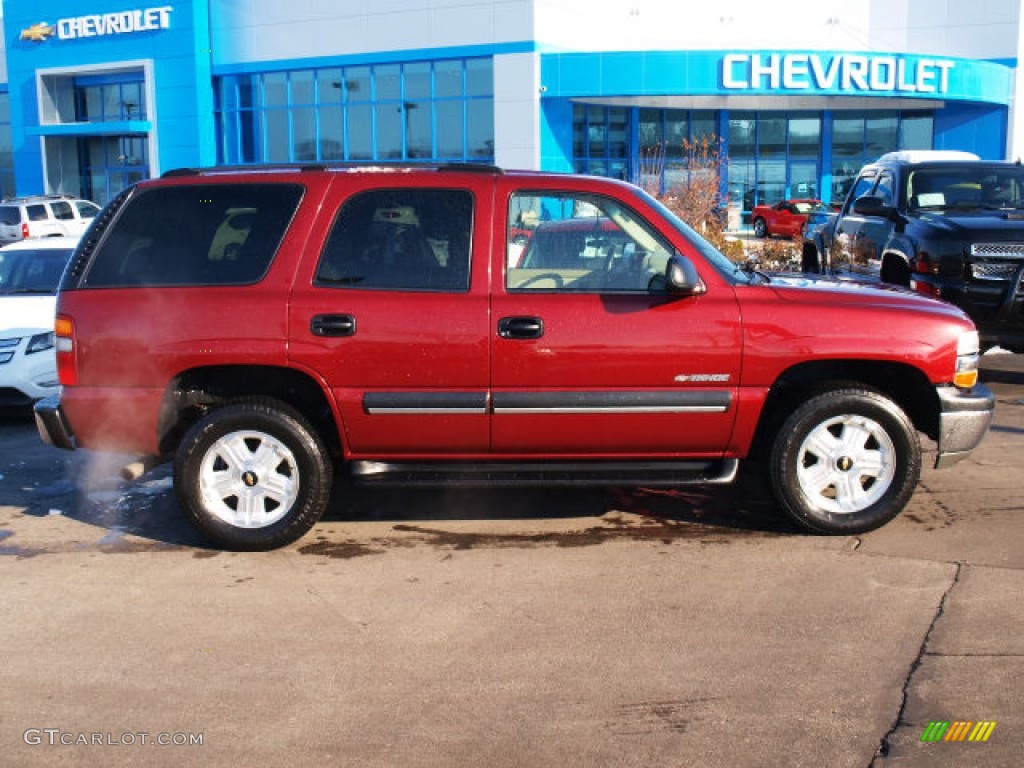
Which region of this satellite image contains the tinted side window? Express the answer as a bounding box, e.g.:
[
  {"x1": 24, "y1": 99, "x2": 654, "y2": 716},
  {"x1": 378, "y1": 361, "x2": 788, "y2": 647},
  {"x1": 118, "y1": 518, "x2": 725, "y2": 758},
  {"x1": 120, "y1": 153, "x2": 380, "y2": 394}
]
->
[
  {"x1": 52, "y1": 201, "x2": 74, "y2": 220},
  {"x1": 316, "y1": 188, "x2": 472, "y2": 292},
  {"x1": 83, "y1": 184, "x2": 304, "y2": 287},
  {"x1": 75, "y1": 201, "x2": 100, "y2": 219},
  {"x1": 27, "y1": 204, "x2": 50, "y2": 222}
]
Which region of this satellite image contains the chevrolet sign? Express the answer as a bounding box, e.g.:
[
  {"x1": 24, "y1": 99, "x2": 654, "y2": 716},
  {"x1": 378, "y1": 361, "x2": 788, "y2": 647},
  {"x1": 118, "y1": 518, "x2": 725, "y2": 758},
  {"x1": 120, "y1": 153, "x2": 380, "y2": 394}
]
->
[
  {"x1": 722, "y1": 52, "x2": 955, "y2": 95},
  {"x1": 20, "y1": 6, "x2": 173, "y2": 42}
]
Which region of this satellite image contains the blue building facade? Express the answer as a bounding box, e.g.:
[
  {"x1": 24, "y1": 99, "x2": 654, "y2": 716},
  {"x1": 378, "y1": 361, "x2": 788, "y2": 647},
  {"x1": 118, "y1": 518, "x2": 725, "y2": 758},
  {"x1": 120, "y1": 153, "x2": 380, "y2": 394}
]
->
[{"x1": 0, "y1": 1, "x2": 1019, "y2": 215}]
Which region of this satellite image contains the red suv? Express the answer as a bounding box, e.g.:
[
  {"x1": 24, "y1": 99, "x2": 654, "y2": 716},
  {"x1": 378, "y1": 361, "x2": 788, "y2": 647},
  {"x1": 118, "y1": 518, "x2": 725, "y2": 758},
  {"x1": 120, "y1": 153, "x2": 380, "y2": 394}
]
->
[{"x1": 35, "y1": 165, "x2": 995, "y2": 550}]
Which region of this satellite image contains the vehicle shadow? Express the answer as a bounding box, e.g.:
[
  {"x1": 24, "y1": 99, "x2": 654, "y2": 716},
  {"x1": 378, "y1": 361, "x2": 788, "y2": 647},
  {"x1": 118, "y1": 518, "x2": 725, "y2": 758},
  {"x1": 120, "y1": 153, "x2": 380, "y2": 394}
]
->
[{"x1": 16, "y1": 458, "x2": 794, "y2": 554}]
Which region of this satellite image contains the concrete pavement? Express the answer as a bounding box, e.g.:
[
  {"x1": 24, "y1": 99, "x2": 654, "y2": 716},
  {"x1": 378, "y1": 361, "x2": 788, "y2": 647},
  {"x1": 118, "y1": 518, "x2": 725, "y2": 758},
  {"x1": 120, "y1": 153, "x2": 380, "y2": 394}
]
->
[{"x1": 0, "y1": 353, "x2": 1021, "y2": 767}]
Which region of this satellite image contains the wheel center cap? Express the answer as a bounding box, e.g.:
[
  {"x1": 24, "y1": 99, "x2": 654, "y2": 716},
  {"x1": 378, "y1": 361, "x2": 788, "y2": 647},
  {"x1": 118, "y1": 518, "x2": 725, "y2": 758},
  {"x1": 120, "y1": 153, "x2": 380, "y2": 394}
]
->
[
  {"x1": 836, "y1": 456, "x2": 854, "y2": 472},
  {"x1": 241, "y1": 470, "x2": 259, "y2": 487}
]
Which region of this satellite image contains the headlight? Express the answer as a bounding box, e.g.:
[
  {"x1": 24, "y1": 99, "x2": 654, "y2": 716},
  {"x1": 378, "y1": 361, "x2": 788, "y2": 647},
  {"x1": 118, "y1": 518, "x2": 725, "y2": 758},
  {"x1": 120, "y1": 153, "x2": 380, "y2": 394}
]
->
[
  {"x1": 954, "y1": 330, "x2": 979, "y2": 389},
  {"x1": 25, "y1": 332, "x2": 55, "y2": 355}
]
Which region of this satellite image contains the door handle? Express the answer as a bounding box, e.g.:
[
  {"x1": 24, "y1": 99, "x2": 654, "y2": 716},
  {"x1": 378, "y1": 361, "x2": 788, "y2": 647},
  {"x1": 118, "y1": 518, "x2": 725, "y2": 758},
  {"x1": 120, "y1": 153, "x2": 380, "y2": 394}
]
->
[
  {"x1": 498, "y1": 316, "x2": 544, "y2": 339},
  {"x1": 311, "y1": 314, "x2": 356, "y2": 337}
]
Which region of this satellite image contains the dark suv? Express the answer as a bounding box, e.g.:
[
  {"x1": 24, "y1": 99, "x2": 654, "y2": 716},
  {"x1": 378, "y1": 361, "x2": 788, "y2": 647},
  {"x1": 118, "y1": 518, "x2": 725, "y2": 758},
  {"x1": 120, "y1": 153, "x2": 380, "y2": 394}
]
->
[
  {"x1": 35, "y1": 164, "x2": 994, "y2": 550},
  {"x1": 805, "y1": 150, "x2": 1024, "y2": 351}
]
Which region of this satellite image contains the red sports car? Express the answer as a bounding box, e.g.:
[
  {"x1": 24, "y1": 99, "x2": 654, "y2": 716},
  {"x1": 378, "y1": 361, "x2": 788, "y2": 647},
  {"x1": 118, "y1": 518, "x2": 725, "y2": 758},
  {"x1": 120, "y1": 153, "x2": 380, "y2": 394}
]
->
[{"x1": 751, "y1": 198, "x2": 827, "y2": 239}]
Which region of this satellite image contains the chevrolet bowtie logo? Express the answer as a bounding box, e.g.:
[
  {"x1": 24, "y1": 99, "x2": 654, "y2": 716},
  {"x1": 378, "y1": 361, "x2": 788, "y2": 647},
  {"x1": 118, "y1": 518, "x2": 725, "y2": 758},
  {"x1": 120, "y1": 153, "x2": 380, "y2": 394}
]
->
[{"x1": 20, "y1": 23, "x2": 55, "y2": 42}]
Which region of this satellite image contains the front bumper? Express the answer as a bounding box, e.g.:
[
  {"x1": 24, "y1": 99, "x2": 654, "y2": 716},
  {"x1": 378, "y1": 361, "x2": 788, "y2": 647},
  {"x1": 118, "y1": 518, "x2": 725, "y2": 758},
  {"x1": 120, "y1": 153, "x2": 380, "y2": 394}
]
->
[
  {"x1": 934, "y1": 383, "x2": 995, "y2": 468},
  {"x1": 33, "y1": 394, "x2": 76, "y2": 451}
]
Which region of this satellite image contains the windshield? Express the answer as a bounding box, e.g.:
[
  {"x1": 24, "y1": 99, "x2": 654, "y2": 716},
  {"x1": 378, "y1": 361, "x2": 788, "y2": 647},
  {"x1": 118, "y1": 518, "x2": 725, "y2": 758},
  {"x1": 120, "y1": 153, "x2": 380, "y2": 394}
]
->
[
  {"x1": 907, "y1": 166, "x2": 1024, "y2": 212},
  {"x1": 632, "y1": 187, "x2": 751, "y2": 285},
  {"x1": 0, "y1": 248, "x2": 74, "y2": 294}
]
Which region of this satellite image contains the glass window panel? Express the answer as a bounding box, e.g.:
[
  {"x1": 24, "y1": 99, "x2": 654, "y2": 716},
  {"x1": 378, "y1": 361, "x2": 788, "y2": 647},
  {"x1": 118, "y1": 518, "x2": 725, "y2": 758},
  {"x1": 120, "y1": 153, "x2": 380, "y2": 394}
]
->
[
  {"x1": 103, "y1": 85, "x2": 121, "y2": 121},
  {"x1": 788, "y1": 114, "x2": 820, "y2": 160},
  {"x1": 587, "y1": 106, "x2": 606, "y2": 156},
  {"x1": 728, "y1": 113, "x2": 755, "y2": 160},
  {"x1": 465, "y1": 58, "x2": 492, "y2": 97},
  {"x1": 122, "y1": 82, "x2": 144, "y2": 119},
  {"x1": 375, "y1": 64, "x2": 401, "y2": 101},
  {"x1": 262, "y1": 72, "x2": 288, "y2": 109},
  {"x1": 319, "y1": 105, "x2": 344, "y2": 160},
  {"x1": 218, "y1": 78, "x2": 238, "y2": 111},
  {"x1": 573, "y1": 103, "x2": 587, "y2": 157},
  {"x1": 405, "y1": 62, "x2": 431, "y2": 100},
  {"x1": 831, "y1": 116, "x2": 865, "y2": 199},
  {"x1": 405, "y1": 101, "x2": 431, "y2": 158},
  {"x1": 664, "y1": 110, "x2": 688, "y2": 162},
  {"x1": 79, "y1": 86, "x2": 102, "y2": 121},
  {"x1": 237, "y1": 75, "x2": 256, "y2": 109},
  {"x1": 758, "y1": 117, "x2": 786, "y2": 162},
  {"x1": 344, "y1": 66, "x2": 371, "y2": 102},
  {"x1": 316, "y1": 69, "x2": 343, "y2": 104},
  {"x1": 691, "y1": 111, "x2": 716, "y2": 142},
  {"x1": 239, "y1": 110, "x2": 258, "y2": 163},
  {"x1": 292, "y1": 107, "x2": 316, "y2": 161},
  {"x1": 638, "y1": 109, "x2": 662, "y2": 153},
  {"x1": 264, "y1": 110, "x2": 289, "y2": 162},
  {"x1": 347, "y1": 104, "x2": 373, "y2": 159},
  {"x1": 375, "y1": 103, "x2": 402, "y2": 159},
  {"x1": 0, "y1": 93, "x2": 11, "y2": 123},
  {"x1": 866, "y1": 113, "x2": 899, "y2": 160},
  {"x1": 899, "y1": 114, "x2": 933, "y2": 150},
  {"x1": 436, "y1": 101, "x2": 464, "y2": 158},
  {"x1": 728, "y1": 160, "x2": 756, "y2": 211},
  {"x1": 291, "y1": 70, "x2": 315, "y2": 106},
  {"x1": 466, "y1": 100, "x2": 493, "y2": 159},
  {"x1": 608, "y1": 108, "x2": 627, "y2": 159},
  {"x1": 435, "y1": 61, "x2": 463, "y2": 98}
]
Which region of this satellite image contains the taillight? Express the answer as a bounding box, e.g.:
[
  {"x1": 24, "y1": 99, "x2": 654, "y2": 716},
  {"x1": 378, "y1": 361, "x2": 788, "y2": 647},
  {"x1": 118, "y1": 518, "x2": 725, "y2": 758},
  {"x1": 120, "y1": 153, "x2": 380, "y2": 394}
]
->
[
  {"x1": 21, "y1": 222, "x2": 29, "y2": 239},
  {"x1": 910, "y1": 279, "x2": 942, "y2": 297},
  {"x1": 54, "y1": 314, "x2": 78, "y2": 386}
]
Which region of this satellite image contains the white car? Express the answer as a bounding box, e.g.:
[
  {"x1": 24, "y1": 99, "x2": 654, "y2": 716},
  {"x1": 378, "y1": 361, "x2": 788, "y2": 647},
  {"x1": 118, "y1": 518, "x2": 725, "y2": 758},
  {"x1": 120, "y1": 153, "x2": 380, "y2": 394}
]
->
[
  {"x1": 0, "y1": 195, "x2": 100, "y2": 244},
  {"x1": 0, "y1": 237, "x2": 79, "y2": 405}
]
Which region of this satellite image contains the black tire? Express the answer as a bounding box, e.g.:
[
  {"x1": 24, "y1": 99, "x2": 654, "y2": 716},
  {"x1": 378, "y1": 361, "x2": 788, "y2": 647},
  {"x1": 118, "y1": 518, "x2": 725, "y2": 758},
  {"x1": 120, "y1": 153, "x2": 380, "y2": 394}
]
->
[
  {"x1": 174, "y1": 398, "x2": 333, "y2": 550},
  {"x1": 767, "y1": 387, "x2": 921, "y2": 534},
  {"x1": 753, "y1": 218, "x2": 768, "y2": 238}
]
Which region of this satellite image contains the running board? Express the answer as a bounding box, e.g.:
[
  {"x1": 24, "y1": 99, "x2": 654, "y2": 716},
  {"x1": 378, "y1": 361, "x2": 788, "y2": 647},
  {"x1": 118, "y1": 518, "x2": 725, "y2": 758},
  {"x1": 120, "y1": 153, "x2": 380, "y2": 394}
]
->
[{"x1": 348, "y1": 459, "x2": 739, "y2": 488}]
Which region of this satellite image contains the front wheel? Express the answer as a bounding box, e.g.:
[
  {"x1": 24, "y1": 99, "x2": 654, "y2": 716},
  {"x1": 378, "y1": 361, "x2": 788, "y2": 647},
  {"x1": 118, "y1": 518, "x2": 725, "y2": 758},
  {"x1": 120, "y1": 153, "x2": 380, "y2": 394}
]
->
[
  {"x1": 768, "y1": 388, "x2": 921, "y2": 534},
  {"x1": 753, "y1": 218, "x2": 768, "y2": 238},
  {"x1": 174, "y1": 398, "x2": 333, "y2": 550}
]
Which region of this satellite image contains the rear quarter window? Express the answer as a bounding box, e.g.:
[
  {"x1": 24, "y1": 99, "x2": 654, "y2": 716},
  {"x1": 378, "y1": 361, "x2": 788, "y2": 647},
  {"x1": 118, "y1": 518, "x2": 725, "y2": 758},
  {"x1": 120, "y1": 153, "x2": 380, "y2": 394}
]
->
[
  {"x1": 82, "y1": 184, "x2": 304, "y2": 287},
  {"x1": 0, "y1": 206, "x2": 21, "y2": 225}
]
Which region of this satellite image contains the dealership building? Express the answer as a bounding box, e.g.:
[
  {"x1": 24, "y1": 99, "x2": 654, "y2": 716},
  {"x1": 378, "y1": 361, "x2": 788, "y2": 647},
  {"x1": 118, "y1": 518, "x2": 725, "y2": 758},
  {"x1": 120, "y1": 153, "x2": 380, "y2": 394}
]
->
[{"x1": 0, "y1": 0, "x2": 1021, "y2": 221}]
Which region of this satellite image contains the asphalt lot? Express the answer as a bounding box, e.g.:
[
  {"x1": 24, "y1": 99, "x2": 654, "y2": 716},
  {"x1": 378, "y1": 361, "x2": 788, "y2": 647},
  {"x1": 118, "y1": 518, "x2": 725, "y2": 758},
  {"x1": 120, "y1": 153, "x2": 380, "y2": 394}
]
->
[{"x1": 1, "y1": 353, "x2": 1021, "y2": 767}]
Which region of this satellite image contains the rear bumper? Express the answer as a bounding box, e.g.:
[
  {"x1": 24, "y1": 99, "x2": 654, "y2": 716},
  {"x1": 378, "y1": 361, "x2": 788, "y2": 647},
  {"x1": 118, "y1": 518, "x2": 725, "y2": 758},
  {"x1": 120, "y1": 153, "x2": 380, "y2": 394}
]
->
[
  {"x1": 934, "y1": 383, "x2": 995, "y2": 468},
  {"x1": 33, "y1": 394, "x2": 76, "y2": 451}
]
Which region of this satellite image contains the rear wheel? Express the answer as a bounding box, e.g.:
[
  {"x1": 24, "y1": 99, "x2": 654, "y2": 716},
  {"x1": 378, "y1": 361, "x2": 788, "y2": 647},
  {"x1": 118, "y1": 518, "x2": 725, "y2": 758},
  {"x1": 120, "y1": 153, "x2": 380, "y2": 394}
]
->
[
  {"x1": 768, "y1": 387, "x2": 920, "y2": 534},
  {"x1": 174, "y1": 398, "x2": 333, "y2": 550},
  {"x1": 753, "y1": 218, "x2": 768, "y2": 238}
]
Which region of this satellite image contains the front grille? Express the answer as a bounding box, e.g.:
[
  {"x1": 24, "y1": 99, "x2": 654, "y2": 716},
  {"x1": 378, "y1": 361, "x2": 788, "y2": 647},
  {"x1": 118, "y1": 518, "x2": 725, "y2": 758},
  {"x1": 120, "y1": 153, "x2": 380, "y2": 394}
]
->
[
  {"x1": 971, "y1": 242, "x2": 1024, "y2": 259},
  {"x1": 972, "y1": 261, "x2": 1020, "y2": 280}
]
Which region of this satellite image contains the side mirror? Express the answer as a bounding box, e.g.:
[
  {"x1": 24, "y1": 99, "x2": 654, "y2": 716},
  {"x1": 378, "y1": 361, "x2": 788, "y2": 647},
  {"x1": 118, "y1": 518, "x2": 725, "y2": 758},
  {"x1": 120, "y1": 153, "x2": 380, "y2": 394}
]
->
[
  {"x1": 852, "y1": 194, "x2": 896, "y2": 220},
  {"x1": 665, "y1": 254, "x2": 706, "y2": 297}
]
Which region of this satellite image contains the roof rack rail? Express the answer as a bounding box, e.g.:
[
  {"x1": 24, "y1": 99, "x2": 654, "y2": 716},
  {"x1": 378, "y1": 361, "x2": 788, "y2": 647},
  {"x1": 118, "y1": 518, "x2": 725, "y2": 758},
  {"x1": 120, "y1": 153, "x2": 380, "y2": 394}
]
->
[
  {"x1": 437, "y1": 162, "x2": 504, "y2": 174},
  {"x1": 162, "y1": 161, "x2": 504, "y2": 178}
]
